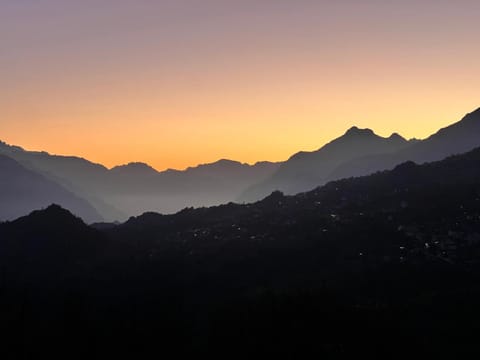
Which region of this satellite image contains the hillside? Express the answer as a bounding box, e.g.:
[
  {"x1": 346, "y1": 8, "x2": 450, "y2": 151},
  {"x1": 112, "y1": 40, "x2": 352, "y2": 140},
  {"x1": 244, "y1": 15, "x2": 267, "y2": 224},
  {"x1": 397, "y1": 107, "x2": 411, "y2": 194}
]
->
[{"x1": 0, "y1": 155, "x2": 101, "y2": 223}]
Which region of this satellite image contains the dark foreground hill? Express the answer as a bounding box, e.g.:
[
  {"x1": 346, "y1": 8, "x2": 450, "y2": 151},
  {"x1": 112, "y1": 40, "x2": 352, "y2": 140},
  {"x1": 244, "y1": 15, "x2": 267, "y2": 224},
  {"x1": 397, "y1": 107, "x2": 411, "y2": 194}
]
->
[
  {"x1": 0, "y1": 205, "x2": 113, "y2": 282},
  {"x1": 2, "y1": 148, "x2": 480, "y2": 357}
]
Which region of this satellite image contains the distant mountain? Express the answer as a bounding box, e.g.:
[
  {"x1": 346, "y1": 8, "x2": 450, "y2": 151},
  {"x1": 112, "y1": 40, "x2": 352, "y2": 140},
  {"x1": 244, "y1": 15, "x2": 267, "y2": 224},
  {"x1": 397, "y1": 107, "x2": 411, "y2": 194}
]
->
[
  {"x1": 0, "y1": 140, "x2": 122, "y2": 220},
  {"x1": 103, "y1": 159, "x2": 281, "y2": 217},
  {"x1": 110, "y1": 162, "x2": 159, "y2": 175},
  {"x1": 239, "y1": 126, "x2": 413, "y2": 202},
  {"x1": 122, "y1": 145, "x2": 480, "y2": 235},
  {"x1": 329, "y1": 107, "x2": 480, "y2": 181},
  {"x1": 240, "y1": 108, "x2": 480, "y2": 202},
  {"x1": 4, "y1": 107, "x2": 479, "y2": 220},
  {"x1": 0, "y1": 155, "x2": 102, "y2": 223},
  {"x1": 0, "y1": 141, "x2": 281, "y2": 220}
]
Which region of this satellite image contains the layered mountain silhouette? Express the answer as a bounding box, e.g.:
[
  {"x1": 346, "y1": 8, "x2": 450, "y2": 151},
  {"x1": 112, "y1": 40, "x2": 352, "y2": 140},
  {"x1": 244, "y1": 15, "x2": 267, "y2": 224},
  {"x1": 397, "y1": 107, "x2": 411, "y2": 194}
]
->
[
  {"x1": 0, "y1": 141, "x2": 280, "y2": 221},
  {"x1": 240, "y1": 108, "x2": 480, "y2": 202},
  {"x1": 0, "y1": 141, "x2": 121, "y2": 221},
  {"x1": 2, "y1": 107, "x2": 480, "y2": 223},
  {"x1": 239, "y1": 126, "x2": 414, "y2": 202},
  {"x1": 0, "y1": 154, "x2": 101, "y2": 223},
  {"x1": 102, "y1": 159, "x2": 281, "y2": 219},
  {"x1": 329, "y1": 107, "x2": 480, "y2": 181},
  {"x1": 3, "y1": 146, "x2": 480, "y2": 356},
  {"x1": 121, "y1": 145, "x2": 480, "y2": 236}
]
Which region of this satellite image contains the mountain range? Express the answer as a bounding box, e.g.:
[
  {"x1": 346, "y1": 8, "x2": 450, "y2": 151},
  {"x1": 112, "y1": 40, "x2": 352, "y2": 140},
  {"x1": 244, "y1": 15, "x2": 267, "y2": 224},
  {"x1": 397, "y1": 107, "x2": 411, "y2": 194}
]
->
[
  {"x1": 1, "y1": 107, "x2": 479, "y2": 222},
  {"x1": 239, "y1": 108, "x2": 480, "y2": 201},
  {"x1": 328, "y1": 107, "x2": 480, "y2": 181},
  {"x1": 239, "y1": 127, "x2": 414, "y2": 201},
  {"x1": 3, "y1": 142, "x2": 480, "y2": 356},
  {"x1": 0, "y1": 141, "x2": 280, "y2": 221}
]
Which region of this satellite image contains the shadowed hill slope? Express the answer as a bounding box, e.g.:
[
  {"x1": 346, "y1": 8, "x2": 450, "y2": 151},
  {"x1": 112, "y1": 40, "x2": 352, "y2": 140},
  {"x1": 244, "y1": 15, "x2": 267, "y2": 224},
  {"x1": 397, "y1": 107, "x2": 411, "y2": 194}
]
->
[
  {"x1": 0, "y1": 155, "x2": 102, "y2": 223},
  {"x1": 0, "y1": 205, "x2": 107, "y2": 271}
]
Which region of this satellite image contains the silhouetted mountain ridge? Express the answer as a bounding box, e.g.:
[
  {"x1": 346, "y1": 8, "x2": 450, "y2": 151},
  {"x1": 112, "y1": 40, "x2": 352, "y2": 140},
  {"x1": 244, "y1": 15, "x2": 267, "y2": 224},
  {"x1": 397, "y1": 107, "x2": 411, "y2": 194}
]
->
[
  {"x1": 344, "y1": 126, "x2": 376, "y2": 137},
  {"x1": 240, "y1": 108, "x2": 480, "y2": 202},
  {"x1": 3, "y1": 107, "x2": 480, "y2": 221},
  {"x1": 126, "y1": 145, "x2": 480, "y2": 229},
  {"x1": 240, "y1": 126, "x2": 412, "y2": 201},
  {"x1": 0, "y1": 154, "x2": 101, "y2": 223},
  {"x1": 110, "y1": 162, "x2": 158, "y2": 175},
  {"x1": 0, "y1": 141, "x2": 281, "y2": 220},
  {"x1": 328, "y1": 108, "x2": 480, "y2": 181},
  {"x1": 388, "y1": 132, "x2": 406, "y2": 141},
  {"x1": 5, "y1": 204, "x2": 87, "y2": 232}
]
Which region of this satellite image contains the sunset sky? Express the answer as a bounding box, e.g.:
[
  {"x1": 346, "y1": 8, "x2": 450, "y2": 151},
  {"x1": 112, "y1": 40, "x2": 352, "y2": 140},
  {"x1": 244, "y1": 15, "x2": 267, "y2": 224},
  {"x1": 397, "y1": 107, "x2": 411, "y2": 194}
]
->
[{"x1": 1, "y1": 0, "x2": 479, "y2": 170}]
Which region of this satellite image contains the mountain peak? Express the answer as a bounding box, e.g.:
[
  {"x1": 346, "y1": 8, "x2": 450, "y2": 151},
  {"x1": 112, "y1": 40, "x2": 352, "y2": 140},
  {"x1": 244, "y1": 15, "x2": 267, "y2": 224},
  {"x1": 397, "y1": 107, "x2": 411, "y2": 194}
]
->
[
  {"x1": 111, "y1": 162, "x2": 158, "y2": 175},
  {"x1": 0, "y1": 140, "x2": 25, "y2": 152},
  {"x1": 344, "y1": 126, "x2": 376, "y2": 137},
  {"x1": 43, "y1": 203, "x2": 78, "y2": 218},
  {"x1": 212, "y1": 159, "x2": 242, "y2": 167},
  {"x1": 10, "y1": 204, "x2": 87, "y2": 230},
  {"x1": 388, "y1": 132, "x2": 406, "y2": 142},
  {"x1": 189, "y1": 159, "x2": 243, "y2": 171}
]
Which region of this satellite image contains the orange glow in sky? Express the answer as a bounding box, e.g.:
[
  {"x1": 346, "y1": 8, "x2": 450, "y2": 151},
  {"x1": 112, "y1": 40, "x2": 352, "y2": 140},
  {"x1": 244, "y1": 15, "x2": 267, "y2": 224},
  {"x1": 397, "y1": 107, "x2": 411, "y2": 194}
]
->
[{"x1": 1, "y1": 1, "x2": 479, "y2": 170}]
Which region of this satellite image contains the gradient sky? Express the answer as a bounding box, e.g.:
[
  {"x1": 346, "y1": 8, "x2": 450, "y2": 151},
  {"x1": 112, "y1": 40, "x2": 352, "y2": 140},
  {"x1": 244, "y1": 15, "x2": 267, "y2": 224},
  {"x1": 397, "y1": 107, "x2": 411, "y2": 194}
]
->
[{"x1": 1, "y1": 0, "x2": 479, "y2": 170}]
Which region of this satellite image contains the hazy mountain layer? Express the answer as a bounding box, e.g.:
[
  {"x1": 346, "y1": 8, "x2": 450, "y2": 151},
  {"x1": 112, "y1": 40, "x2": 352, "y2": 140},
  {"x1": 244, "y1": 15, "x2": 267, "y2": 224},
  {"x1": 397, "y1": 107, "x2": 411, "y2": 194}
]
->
[
  {"x1": 0, "y1": 141, "x2": 280, "y2": 221},
  {"x1": 0, "y1": 154, "x2": 101, "y2": 223},
  {"x1": 102, "y1": 159, "x2": 281, "y2": 218}
]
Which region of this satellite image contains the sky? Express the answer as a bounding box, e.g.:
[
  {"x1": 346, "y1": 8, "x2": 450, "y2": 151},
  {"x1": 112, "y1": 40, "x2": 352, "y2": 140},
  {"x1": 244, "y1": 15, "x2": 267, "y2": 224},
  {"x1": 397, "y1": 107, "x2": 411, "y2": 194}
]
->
[{"x1": 1, "y1": 0, "x2": 479, "y2": 170}]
